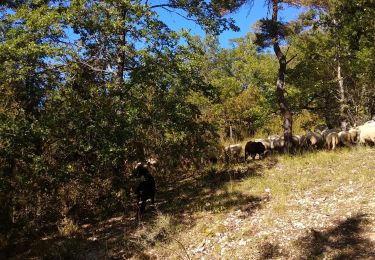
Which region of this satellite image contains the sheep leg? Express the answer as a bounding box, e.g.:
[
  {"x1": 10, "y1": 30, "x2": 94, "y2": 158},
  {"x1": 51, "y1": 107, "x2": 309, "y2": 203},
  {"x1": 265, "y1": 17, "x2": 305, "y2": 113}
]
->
[
  {"x1": 136, "y1": 202, "x2": 141, "y2": 224},
  {"x1": 140, "y1": 200, "x2": 146, "y2": 213}
]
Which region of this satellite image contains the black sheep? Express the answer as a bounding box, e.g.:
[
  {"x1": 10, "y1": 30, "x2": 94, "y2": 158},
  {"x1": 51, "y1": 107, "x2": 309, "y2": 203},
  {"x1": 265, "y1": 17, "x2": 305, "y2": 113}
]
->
[
  {"x1": 134, "y1": 163, "x2": 156, "y2": 214},
  {"x1": 244, "y1": 141, "x2": 266, "y2": 161}
]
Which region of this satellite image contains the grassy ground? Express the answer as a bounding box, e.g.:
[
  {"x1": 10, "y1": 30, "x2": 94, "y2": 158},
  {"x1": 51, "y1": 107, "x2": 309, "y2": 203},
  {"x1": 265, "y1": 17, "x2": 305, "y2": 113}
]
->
[
  {"x1": 141, "y1": 146, "x2": 375, "y2": 259},
  {"x1": 3, "y1": 146, "x2": 375, "y2": 259}
]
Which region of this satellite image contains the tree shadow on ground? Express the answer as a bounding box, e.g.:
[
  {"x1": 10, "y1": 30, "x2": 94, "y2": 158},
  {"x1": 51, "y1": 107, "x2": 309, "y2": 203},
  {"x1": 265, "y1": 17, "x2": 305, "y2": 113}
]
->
[
  {"x1": 103, "y1": 157, "x2": 278, "y2": 258},
  {"x1": 157, "y1": 157, "x2": 278, "y2": 217},
  {"x1": 119, "y1": 158, "x2": 278, "y2": 258},
  {"x1": 91, "y1": 157, "x2": 278, "y2": 259},
  {"x1": 256, "y1": 213, "x2": 375, "y2": 260},
  {"x1": 0, "y1": 215, "x2": 138, "y2": 259},
  {"x1": 258, "y1": 242, "x2": 283, "y2": 260},
  {"x1": 0, "y1": 157, "x2": 278, "y2": 259},
  {"x1": 297, "y1": 213, "x2": 375, "y2": 259}
]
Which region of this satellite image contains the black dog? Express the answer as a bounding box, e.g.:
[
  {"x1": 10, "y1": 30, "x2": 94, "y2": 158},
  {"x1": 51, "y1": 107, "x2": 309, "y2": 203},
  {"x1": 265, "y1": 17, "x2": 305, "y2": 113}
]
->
[{"x1": 134, "y1": 163, "x2": 156, "y2": 214}]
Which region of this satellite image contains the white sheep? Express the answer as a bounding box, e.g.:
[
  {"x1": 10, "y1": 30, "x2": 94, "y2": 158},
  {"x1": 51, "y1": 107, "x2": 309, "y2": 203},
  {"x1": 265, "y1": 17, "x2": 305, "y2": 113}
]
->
[
  {"x1": 358, "y1": 124, "x2": 375, "y2": 145},
  {"x1": 268, "y1": 135, "x2": 285, "y2": 153},
  {"x1": 224, "y1": 144, "x2": 242, "y2": 162},
  {"x1": 364, "y1": 120, "x2": 375, "y2": 126}
]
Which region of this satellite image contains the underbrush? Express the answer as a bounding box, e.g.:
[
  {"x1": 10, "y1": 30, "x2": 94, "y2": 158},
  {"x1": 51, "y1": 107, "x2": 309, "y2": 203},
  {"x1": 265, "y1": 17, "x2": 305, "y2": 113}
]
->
[{"x1": 2, "y1": 146, "x2": 374, "y2": 259}]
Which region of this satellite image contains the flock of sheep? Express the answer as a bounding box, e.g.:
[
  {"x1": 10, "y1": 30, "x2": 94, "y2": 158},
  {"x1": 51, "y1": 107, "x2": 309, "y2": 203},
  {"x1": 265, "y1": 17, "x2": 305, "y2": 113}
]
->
[
  {"x1": 132, "y1": 120, "x2": 375, "y2": 216},
  {"x1": 224, "y1": 120, "x2": 375, "y2": 162}
]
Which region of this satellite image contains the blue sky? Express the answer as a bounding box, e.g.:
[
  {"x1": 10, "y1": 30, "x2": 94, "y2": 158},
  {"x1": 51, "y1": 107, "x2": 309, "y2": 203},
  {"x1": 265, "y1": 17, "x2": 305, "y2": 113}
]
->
[
  {"x1": 159, "y1": 2, "x2": 306, "y2": 48},
  {"x1": 62, "y1": 1, "x2": 306, "y2": 50}
]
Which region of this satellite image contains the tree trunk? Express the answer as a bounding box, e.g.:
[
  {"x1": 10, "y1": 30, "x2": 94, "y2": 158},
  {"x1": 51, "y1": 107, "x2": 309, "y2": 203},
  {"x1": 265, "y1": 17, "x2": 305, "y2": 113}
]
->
[
  {"x1": 271, "y1": 0, "x2": 293, "y2": 152},
  {"x1": 333, "y1": 18, "x2": 348, "y2": 130},
  {"x1": 114, "y1": 8, "x2": 127, "y2": 87},
  {"x1": 370, "y1": 94, "x2": 375, "y2": 120},
  {"x1": 0, "y1": 160, "x2": 16, "y2": 232},
  {"x1": 337, "y1": 61, "x2": 348, "y2": 129}
]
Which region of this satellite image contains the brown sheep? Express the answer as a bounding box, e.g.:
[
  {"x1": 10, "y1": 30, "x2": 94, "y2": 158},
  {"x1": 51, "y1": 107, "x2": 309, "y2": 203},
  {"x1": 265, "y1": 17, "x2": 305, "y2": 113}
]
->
[
  {"x1": 325, "y1": 132, "x2": 339, "y2": 150},
  {"x1": 304, "y1": 131, "x2": 324, "y2": 150},
  {"x1": 338, "y1": 131, "x2": 351, "y2": 146},
  {"x1": 292, "y1": 134, "x2": 305, "y2": 154},
  {"x1": 348, "y1": 128, "x2": 359, "y2": 144}
]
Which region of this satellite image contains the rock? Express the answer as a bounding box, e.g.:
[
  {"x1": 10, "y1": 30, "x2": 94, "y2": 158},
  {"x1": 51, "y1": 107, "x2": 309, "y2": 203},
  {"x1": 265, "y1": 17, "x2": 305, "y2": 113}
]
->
[{"x1": 238, "y1": 239, "x2": 247, "y2": 246}]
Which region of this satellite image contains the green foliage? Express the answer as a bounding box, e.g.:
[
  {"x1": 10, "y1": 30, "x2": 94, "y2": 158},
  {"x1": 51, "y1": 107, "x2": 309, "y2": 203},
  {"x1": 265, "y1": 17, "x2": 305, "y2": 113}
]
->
[
  {"x1": 254, "y1": 19, "x2": 299, "y2": 50},
  {"x1": 0, "y1": 0, "x2": 236, "y2": 243},
  {"x1": 187, "y1": 33, "x2": 279, "y2": 140},
  {"x1": 288, "y1": 0, "x2": 375, "y2": 125},
  {"x1": 1, "y1": 0, "x2": 375, "y2": 252}
]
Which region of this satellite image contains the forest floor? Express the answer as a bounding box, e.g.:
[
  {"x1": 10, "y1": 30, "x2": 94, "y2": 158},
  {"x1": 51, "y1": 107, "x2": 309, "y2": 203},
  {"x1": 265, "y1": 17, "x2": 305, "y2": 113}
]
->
[{"x1": 5, "y1": 146, "x2": 375, "y2": 259}]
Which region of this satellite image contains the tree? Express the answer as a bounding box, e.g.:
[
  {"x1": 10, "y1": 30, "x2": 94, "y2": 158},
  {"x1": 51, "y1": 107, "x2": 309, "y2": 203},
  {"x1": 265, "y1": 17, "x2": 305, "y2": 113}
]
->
[
  {"x1": 190, "y1": 33, "x2": 279, "y2": 139},
  {"x1": 1, "y1": 0, "x2": 65, "y2": 234},
  {"x1": 268, "y1": 0, "x2": 294, "y2": 150},
  {"x1": 288, "y1": 0, "x2": 375, "y2": 126},
  {"x1": 213, "y1": 0, "x2": 293, "y2": 150},
  {"x1": 326, "y1": 0, "x2": 375, "y2": 124},
  {"x1": 214, "y1": 0, "x2": 335, "y2": 149},
  {"x1": 66, "y1": 0, "x2": 239, "y2": 89},
  {"x1": 0, "y1": 0, "x2": 240, "y2": 239}
]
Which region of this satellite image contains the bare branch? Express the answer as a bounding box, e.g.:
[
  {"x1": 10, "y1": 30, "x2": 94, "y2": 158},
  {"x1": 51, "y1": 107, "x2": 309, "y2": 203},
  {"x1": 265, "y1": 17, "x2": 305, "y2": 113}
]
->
[
  {"x1": 75, "y1": 58, "x2": 111, "y2": 73},
  {"x1": 161, "y1": 7, "x2": 198, "y2": 22},
  {"x1": 285, "y1": 45, "x2": 290, "y2": 56},
  {"x1": 286, "y1": 54, "x2": 297, "y2": 65},
  {"x1": 150, "y1": 4, "x2": 179, "y2": 9},
  {"x1": 69, "y1": 55, "x2": 135, "y2": 74}
]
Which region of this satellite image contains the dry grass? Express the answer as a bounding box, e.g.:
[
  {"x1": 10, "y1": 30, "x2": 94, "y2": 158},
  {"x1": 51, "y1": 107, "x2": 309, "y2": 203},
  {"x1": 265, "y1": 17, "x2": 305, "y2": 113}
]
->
[
  {"x1": 2, "y1": 146, "x2": 374, "y2": 259},
  {"x1": 58, "y1": 217, "x2": 79, "y2": 236},
  {"x1": 144, "y1": 146, "x2": 375, "y2": 259}
]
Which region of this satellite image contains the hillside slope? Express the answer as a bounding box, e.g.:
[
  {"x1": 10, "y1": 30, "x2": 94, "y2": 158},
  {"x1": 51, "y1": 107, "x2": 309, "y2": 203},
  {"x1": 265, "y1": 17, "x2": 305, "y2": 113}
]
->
[
  {"x1": 143, "y1": 147, "x2": 375, "y2": 259},
  {"x1": 3, "y1": 147, "x2": 374, "y2": 259}
]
